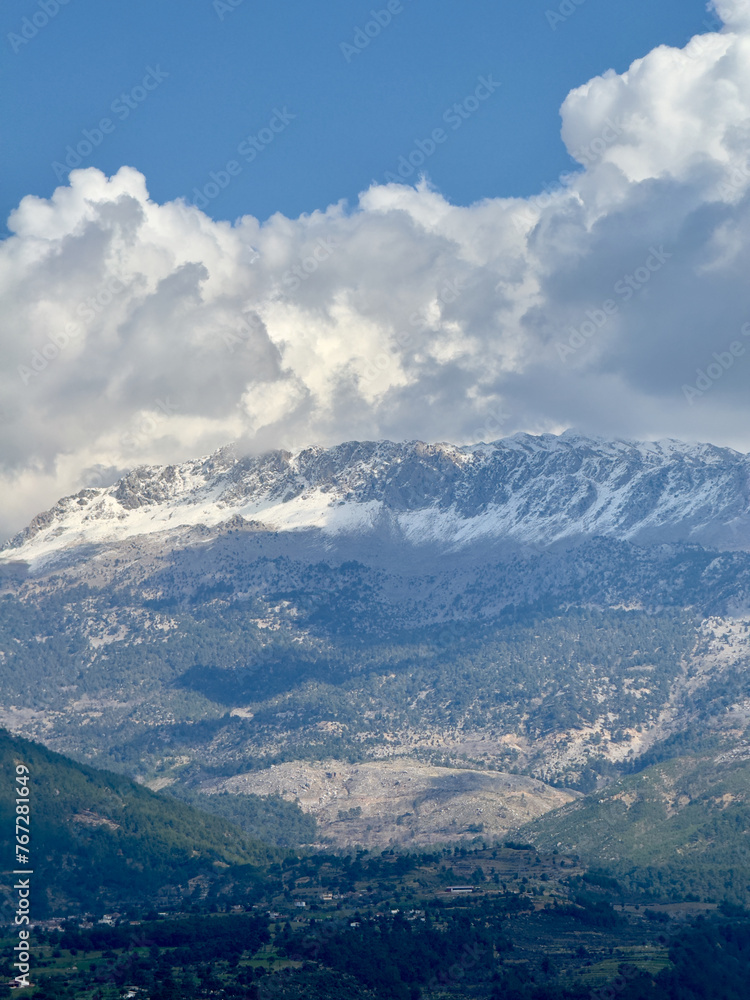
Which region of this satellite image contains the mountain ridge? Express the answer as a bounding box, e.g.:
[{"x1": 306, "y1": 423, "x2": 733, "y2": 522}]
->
[
  {"x1": 3, "y1": 432, "x2": 750, "y2": 863},
  {"x1": 4, "y1": 431, "x2": 750, "y2": 572}
]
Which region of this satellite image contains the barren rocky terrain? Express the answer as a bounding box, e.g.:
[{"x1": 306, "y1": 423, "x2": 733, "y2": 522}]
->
[
  {"x1": 204, "y1": 759, "x2": 577, "y2": 848},
  {"x1": 2, "y1": 435, "x2": 750, "y2": 856}
]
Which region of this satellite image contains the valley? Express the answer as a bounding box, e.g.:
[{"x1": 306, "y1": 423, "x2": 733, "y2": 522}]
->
[{"x1": 3, "y1": 433, "x2": 750, "y2": 983}]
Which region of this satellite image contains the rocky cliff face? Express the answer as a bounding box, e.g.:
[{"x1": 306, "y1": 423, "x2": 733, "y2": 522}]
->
[
  {"x1": 3, "y1": 432, "x2": 750, "y2": 572},
  {"x1": 2, "y1": 434, "x2": 750, "y2": 840}
]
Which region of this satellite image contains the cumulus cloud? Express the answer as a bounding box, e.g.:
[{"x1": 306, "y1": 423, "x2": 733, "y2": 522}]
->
[
  {"x1": 713, "y1": 0, "x2": 750, "y2": 30},
  {"x1": 2, "y1": 3, "x2": 750, "y2": 537}
]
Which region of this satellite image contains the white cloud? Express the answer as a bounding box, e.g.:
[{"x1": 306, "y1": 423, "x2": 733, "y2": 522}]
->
[
  {"x1": 2, "y1": 3, "x2": 750, "y2": 538},
  {"x1": 713, "y1": 0, "x2": 750, "y2": 30}
]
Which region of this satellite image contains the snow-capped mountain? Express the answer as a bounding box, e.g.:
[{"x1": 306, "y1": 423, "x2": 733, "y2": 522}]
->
[
  {"x1": 4, "y1": 433, "x2": 750, "y2": 820},
  {"x1": 3, "y1": 431, "x2": 750, "y2": 572}
]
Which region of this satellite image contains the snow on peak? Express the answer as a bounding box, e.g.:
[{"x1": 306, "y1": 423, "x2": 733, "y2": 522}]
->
[{"x1": 2, "y1": 433, "x2": 750, "y2": 571}]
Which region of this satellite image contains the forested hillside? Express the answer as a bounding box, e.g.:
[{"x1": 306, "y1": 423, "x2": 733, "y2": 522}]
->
[{"x1": 0, "y1": 729, "x2": 281, "y2": 918}]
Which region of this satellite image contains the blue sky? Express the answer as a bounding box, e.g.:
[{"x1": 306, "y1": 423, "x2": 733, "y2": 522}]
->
[
  {"x1": 2, "y1": 0, "x2": 714, "y2": 226},
  {"x1": 4, "y1": 0, "x2": 750, "y2": 537}
]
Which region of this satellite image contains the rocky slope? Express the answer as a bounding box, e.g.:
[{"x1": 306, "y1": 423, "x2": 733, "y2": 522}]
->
[
  {"x1": 201, "y1": 759, "x2": 577, "y2": 849},
  {"x1": 3, "y1": 432, "x2": 750, "y2": 573},
  {"x1": 2, "y1": 433, "x2": 750, "y2": 854}
]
